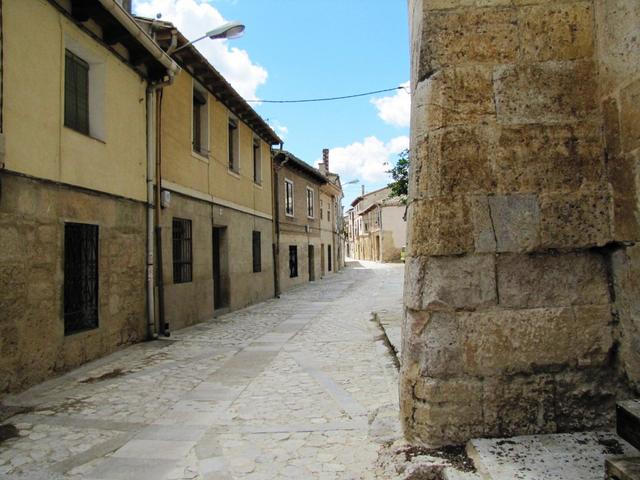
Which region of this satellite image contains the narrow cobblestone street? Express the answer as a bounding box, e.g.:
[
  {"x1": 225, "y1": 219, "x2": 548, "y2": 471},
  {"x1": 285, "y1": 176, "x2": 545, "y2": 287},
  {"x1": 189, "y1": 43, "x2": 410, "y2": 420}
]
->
[{"x1": 0, "y1": 261, "x2": 404, "y2": 480}]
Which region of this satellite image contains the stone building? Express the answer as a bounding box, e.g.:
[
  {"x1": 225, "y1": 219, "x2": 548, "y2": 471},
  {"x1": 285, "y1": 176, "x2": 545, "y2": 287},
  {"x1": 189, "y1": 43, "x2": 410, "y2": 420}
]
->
[
  {"x1": 402, "y1": 0, "x2": 640, "y2": 446},
  {"x1": 0, "y1": 0, "x2": 178, "y2": 392},
  {"x1": 349, "y1": 187, "x2": 405, "y2": 262},
  {"x1": 359, "y1": 196, "x2": 406, "y2": 262},
  {"x1": 318, "y1": 149, "x2": 345, "y2": 275},
  {"x1": 273, "y1": 150, "x2": 328, "y2": 293},
  {"x1": 135, "y1": 18, "x2": 282, "y2": 331}
]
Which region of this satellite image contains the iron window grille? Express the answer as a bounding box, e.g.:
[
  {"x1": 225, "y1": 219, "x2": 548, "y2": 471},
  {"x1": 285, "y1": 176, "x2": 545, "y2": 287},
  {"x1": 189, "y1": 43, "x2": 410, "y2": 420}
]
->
[
  {"x1": 252, "y1": 230, "x2": 261, "y2": 273},
  {"x1": 173, "y1": 218, "x2": 193, "y2": 283},
  {"x1": 64, "y1": 50, "x2": 90, "y2": 135},
  {"x1": 289, "y1": 245, "x2": 298, "y2": 278},
  {"x1": 64, "y1": 223, "x2": 99, "y2": 335}
]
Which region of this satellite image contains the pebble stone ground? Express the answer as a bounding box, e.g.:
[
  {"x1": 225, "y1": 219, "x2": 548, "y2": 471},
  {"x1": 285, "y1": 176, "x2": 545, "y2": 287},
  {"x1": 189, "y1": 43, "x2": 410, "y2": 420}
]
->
[{"x1": 0, "y1": 260, "x2": 404, "y2": 480}]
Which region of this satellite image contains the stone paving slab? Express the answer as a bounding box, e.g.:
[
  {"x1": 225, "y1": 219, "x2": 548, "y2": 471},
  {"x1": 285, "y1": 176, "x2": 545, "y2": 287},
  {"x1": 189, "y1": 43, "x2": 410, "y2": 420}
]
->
[
  {"x1": 0, "y1": 261, "x2": 404, "y2": 479},
  {"x1": 468, "y1": 431, "x2": 640, "y2": 480}
]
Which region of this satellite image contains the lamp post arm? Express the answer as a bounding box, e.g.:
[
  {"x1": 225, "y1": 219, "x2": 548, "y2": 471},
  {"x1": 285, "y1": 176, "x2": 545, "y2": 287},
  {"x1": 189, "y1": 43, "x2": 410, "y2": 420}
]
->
[{"x1": 170, "y1": 33, "x2": 210, "y2": 54}]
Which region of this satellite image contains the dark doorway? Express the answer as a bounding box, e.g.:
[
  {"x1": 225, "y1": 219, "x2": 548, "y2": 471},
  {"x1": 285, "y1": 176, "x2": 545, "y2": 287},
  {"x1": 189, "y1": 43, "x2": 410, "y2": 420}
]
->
[
  {"x1": 321, "y1": 243, "x2": 325, "y2": 277},
  {"x1": 289, "y1": 245, "x2": 298, "y2": 278},
  {"x1": 328, "y1": 245, "x2": 332, "y2": 272},
  {"x1": 212, "y1": 227, "x2": 229, "y2": 310},
  {"x1": 308, "y1": 245, "x2": 315, "y2": 281}
]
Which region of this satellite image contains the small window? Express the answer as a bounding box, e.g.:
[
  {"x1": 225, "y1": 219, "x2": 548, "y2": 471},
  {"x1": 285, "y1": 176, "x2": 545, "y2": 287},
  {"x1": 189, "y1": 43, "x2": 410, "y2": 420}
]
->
[
  {"x1": 193, "y1": 85, "x2": 208, "y2": 155},
  {"x1": 172, "y1": 218, "x2": 192, "y2": 283},
  {"x1": 252, "y1": 230, "x2": 261, "y2": 273},
  {"x1": 64, "y1": 50, "x2": 90, "y2": 135},
  {"x1": 228, "y1": 119, "x2": 239, "y2": 172},
  {"x1": 64, "y1": 223, "x2": 99, "y2": 335},
  {"x1": 289, "y1": 245, "x2": 298, "y2": 278},
  {"x1": 253, "y1": 139, "x2": 262, "y2": 184},
  {"x1": 306, "y1": 187, "x2": 315, "y2": 218},
  {"x1": 285, "y1": 179, "x2": 294, "y2": 216}
]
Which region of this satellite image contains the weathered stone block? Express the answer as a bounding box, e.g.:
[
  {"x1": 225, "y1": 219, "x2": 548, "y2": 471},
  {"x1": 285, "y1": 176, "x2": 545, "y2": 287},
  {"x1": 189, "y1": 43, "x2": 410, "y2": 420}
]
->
[
  {"x1": 497, "y1": 252, "x2": 610, "y2": 308},
  {"x1": 494, "y1": 61, "x2": 598, "y2": 125},
  {"x1": 482, "y1": 375, "x2": 557, "y2": 437},
  {"x1": 404, "y1": 255, "x2": 496, "y2": 311},
  {"x1": 459, "y1": 306, "x2": 613, "y2": 376},
  {"x1": 407, "y1": 196, "x2": 473, "y2": 256},
  {"x1": 554, "y1": 368, "x2": 619, "y2": 431},
  {"x1": 411, "y1": 378, "x2": 485, "y2": 445},
  {"x1": 488, "y1": 194, "x2": 540, "y2": 252},
  {"x1": 469, "y1": 195, "x2": 497, "y2": 253},
  {"x1": 595, "y1": 0, "x2": 640, "y2": 99},
  {"x1": 519, "y1": 2, "x2": 594, "y2": 62},
  {"x1": 403, "y1": 310, "x2": 462, "y2": 378},
  {"x1": 421, "y1": 7, "x2": 518, "y2": 72},
  {"x1": 603, "y1": 97, "x2": 622, "y2": 158},
  {"x1": 417, "y1": 66, "x2": 495, "y2": 131},
  {"x1": 495, "y1": 123, "x2": 604, "y2": 194},
  {"x1": 418, "y1": 126, "x2": 496, "y2": 197},
  {"x1": 539, "y1": 190, "x2": 611, "y2": 248},
  {"x1": 620, "y1": 78, "x2": 640, "y2": 154}
]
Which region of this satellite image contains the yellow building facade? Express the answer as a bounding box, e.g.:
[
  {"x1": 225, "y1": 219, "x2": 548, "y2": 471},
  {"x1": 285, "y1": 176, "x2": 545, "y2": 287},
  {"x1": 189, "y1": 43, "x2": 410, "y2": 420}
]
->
[
  {"x1": 135, "y1": 19, "x2": 282, "y2": 330},
  {"x1": 0, "y1": 0, "x2": 177, "y2": 392}
]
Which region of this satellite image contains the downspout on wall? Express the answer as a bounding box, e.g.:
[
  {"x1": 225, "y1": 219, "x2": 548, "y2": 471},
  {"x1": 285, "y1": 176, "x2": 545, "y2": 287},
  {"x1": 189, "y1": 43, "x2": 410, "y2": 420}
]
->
[{"x1": 145, "y1": 75, "x2": 174, "y2": 340}]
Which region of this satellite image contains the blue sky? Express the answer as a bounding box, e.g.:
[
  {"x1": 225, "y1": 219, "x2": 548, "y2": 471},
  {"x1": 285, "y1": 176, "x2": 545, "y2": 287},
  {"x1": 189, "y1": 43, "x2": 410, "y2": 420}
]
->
[{"x1": 133, "y1": 0, "x2": 410, "y2": 206}]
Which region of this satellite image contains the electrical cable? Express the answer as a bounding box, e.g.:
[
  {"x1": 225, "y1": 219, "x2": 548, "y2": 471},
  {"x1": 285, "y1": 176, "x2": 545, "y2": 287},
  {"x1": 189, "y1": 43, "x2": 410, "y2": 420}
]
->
[{"x1": 245, "y1": 85, "x2": 409, "y2": 104}]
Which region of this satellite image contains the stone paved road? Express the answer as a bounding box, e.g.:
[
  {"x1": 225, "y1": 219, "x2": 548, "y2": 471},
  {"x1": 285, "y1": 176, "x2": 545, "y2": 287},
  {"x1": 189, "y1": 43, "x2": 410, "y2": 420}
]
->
[{"x1": 0, "y1": 261, "x2": 404, "y2": 480}]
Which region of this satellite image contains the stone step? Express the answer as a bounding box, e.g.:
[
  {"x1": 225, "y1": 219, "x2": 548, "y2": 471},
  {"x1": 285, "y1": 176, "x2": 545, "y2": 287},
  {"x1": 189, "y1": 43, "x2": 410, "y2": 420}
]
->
[
  {"x1": 606, "y1": 457, "x2": 640, "y2": 480},
  {"x1": 617, "y1": 400, "x2": 640, "y2": 451},
  {"x1": 466, "y1": 431, "x2": 639, "y2": 480}
]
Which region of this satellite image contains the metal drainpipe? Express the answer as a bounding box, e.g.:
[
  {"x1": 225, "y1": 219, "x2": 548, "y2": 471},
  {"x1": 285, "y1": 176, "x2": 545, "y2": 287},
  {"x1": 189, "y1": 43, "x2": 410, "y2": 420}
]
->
[
  {"x1": 155, "y1": 87, "x2": 169, "y2": 337},
  {"x1": 145, "y1": 76, "x2": 174, "y2": 341},
  {"x1": 272, "y1": 149, "x2": 288, "y2": 298}
]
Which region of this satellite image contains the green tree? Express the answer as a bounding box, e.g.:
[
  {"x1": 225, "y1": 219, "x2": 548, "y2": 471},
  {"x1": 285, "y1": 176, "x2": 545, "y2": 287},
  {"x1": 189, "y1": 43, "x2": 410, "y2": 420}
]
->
[{"x1": 387, "y1": 149, "x2": 409, "y2": 201}]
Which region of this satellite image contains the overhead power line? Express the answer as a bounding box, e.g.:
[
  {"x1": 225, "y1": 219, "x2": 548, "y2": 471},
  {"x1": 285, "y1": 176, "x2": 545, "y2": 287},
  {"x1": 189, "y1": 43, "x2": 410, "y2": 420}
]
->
[{"x1": 245, "y1": 85, "x2": 409, "y2": 104}]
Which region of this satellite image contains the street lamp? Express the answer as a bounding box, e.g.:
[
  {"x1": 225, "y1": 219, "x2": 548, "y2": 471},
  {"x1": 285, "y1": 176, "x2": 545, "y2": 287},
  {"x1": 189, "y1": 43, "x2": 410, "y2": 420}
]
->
[{"x1": 172, "y1": 21, "x2": 245, "y2": 53}]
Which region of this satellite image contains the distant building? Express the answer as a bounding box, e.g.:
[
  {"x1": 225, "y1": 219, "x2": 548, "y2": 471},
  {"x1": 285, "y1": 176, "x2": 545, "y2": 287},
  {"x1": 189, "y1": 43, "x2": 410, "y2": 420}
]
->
[
  {"x1": 273, "y1": 151, "x2": 328, "y2": 293},
  {"x1": 318, "y1": 149, "x2": 345, "y2": 275},
  {"x1": 348, "y1": 187, "x2": 406, "y2": 262}
]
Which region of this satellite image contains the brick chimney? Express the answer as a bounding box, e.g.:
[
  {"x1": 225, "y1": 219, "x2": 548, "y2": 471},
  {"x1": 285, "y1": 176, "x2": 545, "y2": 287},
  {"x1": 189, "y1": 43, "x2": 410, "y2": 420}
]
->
[{"x1": 320, "y1": 148, "x2": 329, "y2": 175}]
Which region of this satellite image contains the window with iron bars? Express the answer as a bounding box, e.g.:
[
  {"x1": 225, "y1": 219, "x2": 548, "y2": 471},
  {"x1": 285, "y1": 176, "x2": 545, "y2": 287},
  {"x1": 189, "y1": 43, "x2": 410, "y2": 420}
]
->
[
  {"x1": 173, "y1": 218, "x2": 193, "y2": 283},
  {"x1": 64, "y1": 50, "x2": 90, "y2": 135},
  {"x1": 64, "y1": 223, "x2": 99, "y2": 335}
]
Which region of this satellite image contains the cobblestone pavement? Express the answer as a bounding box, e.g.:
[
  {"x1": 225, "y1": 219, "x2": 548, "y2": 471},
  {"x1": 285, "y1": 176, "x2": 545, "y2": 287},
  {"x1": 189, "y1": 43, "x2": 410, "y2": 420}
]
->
[{"x1": 0, "y1": 260, "x2": 404, "y2": 480}]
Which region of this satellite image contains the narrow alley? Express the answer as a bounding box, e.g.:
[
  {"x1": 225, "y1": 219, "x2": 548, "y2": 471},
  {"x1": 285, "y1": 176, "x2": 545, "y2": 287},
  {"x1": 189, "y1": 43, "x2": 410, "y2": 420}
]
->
[{"x1": 0, "y1": 262, "x2": 404, "y2": 480}]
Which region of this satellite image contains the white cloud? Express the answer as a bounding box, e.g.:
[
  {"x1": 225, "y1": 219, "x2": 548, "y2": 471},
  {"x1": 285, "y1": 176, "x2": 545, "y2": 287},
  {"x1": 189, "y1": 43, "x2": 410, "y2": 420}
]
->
[
  {"x1": 268, "y1": 120, "x2": 288, "y2": 139},
  {"x1": 321, "y1": 136, "x2": 409, "y2": 184},
  {"x1": 370, "y1": 81, "x2": 410, "y2": 128},
  {"x1": 134, "y1": 0, "x2": 267, "y2": 100}
]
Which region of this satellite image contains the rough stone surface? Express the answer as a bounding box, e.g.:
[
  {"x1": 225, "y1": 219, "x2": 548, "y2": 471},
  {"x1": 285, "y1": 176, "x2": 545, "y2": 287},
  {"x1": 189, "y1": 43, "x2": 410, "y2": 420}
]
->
[
  {"x1": 469, "y1": 431, "x2": 639, "y2": 480},
  {"x1": 404, "y1": 0, "x2": 638, "y2": 446},
  {"x1": 0, "y1": 173, "x2": 146, "y2": 395}
]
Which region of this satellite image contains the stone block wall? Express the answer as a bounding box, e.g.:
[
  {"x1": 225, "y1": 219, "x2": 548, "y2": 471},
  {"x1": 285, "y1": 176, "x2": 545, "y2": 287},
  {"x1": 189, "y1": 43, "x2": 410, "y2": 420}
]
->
[
  {"x1": 0, "y1": 173, "x2": 146, "y2": 393},
  {"x1": 594, "y1": 0, "x2": 640, "y2": 394},
  {"x1": 403, "y1": 0, "x2": 638, "y2": 446}
]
